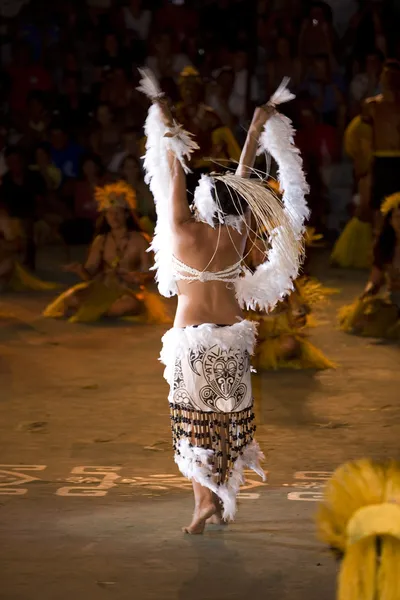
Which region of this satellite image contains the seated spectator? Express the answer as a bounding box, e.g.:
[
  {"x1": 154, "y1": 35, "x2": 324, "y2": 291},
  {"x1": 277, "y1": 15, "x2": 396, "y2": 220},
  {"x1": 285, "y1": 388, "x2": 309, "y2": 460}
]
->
[
  {"x1": 58, "y1": 73, "x2": 91, "y2": 137},
  {"x1": 145, "y1": 32, "x2": 192, "y2": 83},
  {"x1": 122, "y1": 0, "x2": 152, "y2": 41},
  {"x1": 90, "y1": 102, "x2": 121, "y2": 166},
  {"x1": 228, "y1": 48, "x2": 260, "y2": 125},
  {"x1": 60, "y1": 153, "x2": 106, "y2": 246},
  {"x1": 108, "y1": 127, "x2": 140, "y2": 174},
  {"x1": 21, "y1": 91, "x2": 51, "y2": 149},
  {"x1": 349, "y1": 49, "x2": 383, "y2": 117},
  {"x1": 100, "y1": 66, "x2": 134, "y2": 114},
  {"x1": 30, "y1": 144, "x2": 62, "y2": 192},
  {"x1": 206, "y1": 67, "x2": 236, "y2": 129},
  {"x1": 153, "y1": 0, "x2": 198, "y2": 42},
  {"x1": 49, "y1": 121, "x2": 84, "y2": 180},
  {"x1": 268, "y1": 36, "x2": 301, "y2": 95},
  {"x1": 120, "y1": 154, "x2": 155, "y2": 226},
  {"x1": 96, "y1": 32, "x2": 124, "y2": 74},
  {"x1": 301, "y1": 54, "x2": 346, "y2": 129},
  {"x1": 298, "y1": 2, "x2": 338, "y2": 62},
  {"x1": 8, "y1": 41, "x2": 52, "y2": 122}
]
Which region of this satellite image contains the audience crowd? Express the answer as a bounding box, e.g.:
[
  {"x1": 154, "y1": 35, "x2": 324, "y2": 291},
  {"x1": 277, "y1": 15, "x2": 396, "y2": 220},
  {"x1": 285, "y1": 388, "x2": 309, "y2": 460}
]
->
[{"x1": 0, "y1": 0, "x2": 399, "y2": 268}]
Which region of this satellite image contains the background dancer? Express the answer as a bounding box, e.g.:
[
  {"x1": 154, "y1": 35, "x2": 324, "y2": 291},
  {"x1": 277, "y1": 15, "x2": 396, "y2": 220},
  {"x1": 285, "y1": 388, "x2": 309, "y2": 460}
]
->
[
  {"x1": 139, "y1": 70, "x2": 308, "y2": 534},
  {"x1": 317, "y1": 459, "x2": 400, "y2": 600}
]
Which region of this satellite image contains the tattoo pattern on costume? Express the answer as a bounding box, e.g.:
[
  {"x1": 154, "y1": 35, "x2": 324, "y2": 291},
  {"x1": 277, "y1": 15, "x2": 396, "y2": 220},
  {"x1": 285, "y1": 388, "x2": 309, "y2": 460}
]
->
[
  {"x1": 172, "y1": 358, "x2": 194, "y2": 405},
  {"x1": 189, "y1": 345, "x2": 251, "y2": 412}
]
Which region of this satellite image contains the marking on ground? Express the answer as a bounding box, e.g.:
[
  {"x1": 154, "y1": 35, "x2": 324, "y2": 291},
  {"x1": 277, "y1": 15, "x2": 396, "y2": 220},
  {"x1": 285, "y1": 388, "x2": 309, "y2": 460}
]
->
[
  {"x1": 0, "y1": 465, "x2": 47, "y2": 495},
  {"x1": 0, "y1": 466, "x2": 268, "y2": 500},
  {"x1": 286, "y1": 471, "x2": 333, "y2": 502}
]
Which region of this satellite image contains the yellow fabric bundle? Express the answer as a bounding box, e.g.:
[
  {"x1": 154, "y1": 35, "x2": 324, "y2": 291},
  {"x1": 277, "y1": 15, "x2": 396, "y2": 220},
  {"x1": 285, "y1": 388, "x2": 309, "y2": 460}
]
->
[
  {"x1": 338, "y1": 297, "x2": 400, "y2": 339},
  {"x1": 344, "y1": 116, "x2": 373, "y2": 176},
  {"x1": 331, "y1": 217, "x2": 373, "y2": 269},
  {"x1": 317, "y1": 460, "x2": 400, "y2": 600},
  {"x1": 250, "y1": 311, "x2": 336, "y2": 371},
  {"x1": 9, "y1": 263, "x2": 60, "y2": 292}
]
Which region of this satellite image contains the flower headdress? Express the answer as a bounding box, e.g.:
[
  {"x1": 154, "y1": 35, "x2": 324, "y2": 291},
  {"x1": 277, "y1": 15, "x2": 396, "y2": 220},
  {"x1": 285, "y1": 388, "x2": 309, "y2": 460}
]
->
[
  {"x1": 381, "y1": 192, "x2": 400, "y2": 216},
  {"x1": 94, "y1": 181, "x2": 137, "y2": 212}
]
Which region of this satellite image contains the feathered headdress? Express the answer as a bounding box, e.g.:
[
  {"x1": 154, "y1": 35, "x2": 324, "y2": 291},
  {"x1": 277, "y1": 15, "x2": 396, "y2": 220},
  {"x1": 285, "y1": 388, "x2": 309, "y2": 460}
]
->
[
  {"x1": 317, "y1": 459, "x2": 400, "y2": 600},
  {"x1": 95, "y1": 181, "x2": 137, "y2": 212},
  {"x1": 381, "y1": 192, "x2": 400, "y2": 216}
]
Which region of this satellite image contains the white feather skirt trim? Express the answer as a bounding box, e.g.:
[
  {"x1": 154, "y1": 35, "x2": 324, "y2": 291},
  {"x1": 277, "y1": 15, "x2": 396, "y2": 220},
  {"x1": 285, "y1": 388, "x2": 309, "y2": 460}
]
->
[{"x1": 175, "y1": 438, "x2": 266, "y2": 521}]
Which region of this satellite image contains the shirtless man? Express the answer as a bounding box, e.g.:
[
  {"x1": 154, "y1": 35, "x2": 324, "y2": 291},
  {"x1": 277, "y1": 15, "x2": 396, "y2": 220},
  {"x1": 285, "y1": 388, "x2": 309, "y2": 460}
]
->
[{"x1": 361, "y1": 60, "x2": 400, "y2": 220}]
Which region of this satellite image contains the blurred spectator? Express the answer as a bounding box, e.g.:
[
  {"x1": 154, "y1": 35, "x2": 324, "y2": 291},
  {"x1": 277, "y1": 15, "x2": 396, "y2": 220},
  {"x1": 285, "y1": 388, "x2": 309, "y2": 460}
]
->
[
  {"x1": 122, "y1": 0, "x2": 152, "y2": 41},
  {"x1": 90, "y1": 102, "x2": 121, "y2": 165},
  {"x1": 1, "y1": 146, "x2": 46, "y2": 269},
  {"x1": 30, "y1": 143, "x2": 62, "y2": 192},
  {"x1": 301, "y1": 54, "x2": 346, "y2": 131},
  {"x1": 120, "y1": 154, "x2": 154, "y2": 219},
  {"x1": 228, "y1": 48, "x2": 260, "y2": 123},
  {"x1": 153, "y1": 0, "x2": 199, "y2": 42},
  {"x1": 349, "y1": 49, "x2": 383, "y2": 117},
  {"x1": 21, "y1": 91, "x2": 51, "y2": 148},
  {"x1": 108, "y1": 127, "x2": 140, "y2": 173},
  {"x1": 268, "y1": 36, "x2": 301, "y2": 95},
  {"x1": 58, "y1": 73, "x2": 91, "y2": 136},
  {"x1": 49, "y1": 122, "x2": 83, "y2": 179},
  {"x1": 8, "y1": 42, "x2": 52, "y2": 118},
  {"x1": 206, "y1": 67, "x2": 236, "y2": 129},
  {"x1": 298, "y1": 2, "x2": 338, "y2": 62},
  {"x1": 145, "y1": 32, "x2": 192, "y2": 83},
  {"x1": 60, "y1": 153, "x2": 105, "y2": 245}
]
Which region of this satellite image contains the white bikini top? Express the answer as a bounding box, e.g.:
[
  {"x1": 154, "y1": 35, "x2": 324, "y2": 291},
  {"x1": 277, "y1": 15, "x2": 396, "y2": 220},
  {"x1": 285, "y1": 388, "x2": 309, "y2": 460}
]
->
[{"x1": 172, "y1": 255, "x2": 243, "y2": 284}]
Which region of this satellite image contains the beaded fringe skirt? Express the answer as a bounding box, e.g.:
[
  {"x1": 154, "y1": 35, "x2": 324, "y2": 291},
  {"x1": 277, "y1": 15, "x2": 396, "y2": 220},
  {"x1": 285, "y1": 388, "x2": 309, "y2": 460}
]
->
[{"x1": 160, "y1": 321, "x2": 265, "y2": 521}]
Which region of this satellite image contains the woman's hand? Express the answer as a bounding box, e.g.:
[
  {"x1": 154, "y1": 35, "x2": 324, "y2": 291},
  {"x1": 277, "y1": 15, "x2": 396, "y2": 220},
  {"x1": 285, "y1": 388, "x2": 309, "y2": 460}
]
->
[
  {"x1": 63, "y1": 262, "x2": 84, "y2": 275},
  {"x1": 251, "y1": 105, "x2": 276, "y2": 133}
]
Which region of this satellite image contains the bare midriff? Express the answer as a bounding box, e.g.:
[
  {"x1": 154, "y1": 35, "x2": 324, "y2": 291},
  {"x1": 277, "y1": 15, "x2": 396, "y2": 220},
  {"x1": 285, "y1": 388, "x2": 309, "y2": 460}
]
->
[{"x1": 174, "y1": 279, "x2": 244, "y2": 327}]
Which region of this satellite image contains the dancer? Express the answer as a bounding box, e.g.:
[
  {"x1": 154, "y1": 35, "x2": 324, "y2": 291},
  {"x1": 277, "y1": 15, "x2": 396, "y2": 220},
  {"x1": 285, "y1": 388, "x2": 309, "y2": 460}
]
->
[
  {"x1": 139, "y1": 70, "x2": 309, "y2": 533},
  {"x1": 43, "y1": 181, "x2": 170, "y2": 324},
  {"x1": 339, "y1": 192, "x2": 400, "y2": 339},
  {"x1": 0, "y1": 204, "x2": 59, "y2": 292},
  {"x1": 331, "y1": 59, "x2": 400, "y2": 269},
  {"x1": 317, "y1": 459, "x2": 400, "y2": 600}
]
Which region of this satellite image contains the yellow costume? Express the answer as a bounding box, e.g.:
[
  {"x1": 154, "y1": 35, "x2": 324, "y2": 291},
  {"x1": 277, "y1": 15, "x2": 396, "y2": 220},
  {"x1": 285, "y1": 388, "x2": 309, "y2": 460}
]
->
[
  {"x1": 330, "y1": 116, "x2": 373, "y2": 269},
  {"x1": 338, "y1": 192, "x2": 400, "y2": 339},
  {"x1": 317, "y1": 459, "x2": 400, "y2": 600},
  {"x1": 43, "y1": 182, "x2": 171, "y2": 324},
  {"x1": 251, "y1": 307, "x2": 336, "y2": 371}
]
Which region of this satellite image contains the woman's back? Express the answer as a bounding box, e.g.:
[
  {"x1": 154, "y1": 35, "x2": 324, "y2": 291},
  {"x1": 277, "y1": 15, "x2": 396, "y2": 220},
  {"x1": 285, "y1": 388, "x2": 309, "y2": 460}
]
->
[{"x1": 173, "y1": 220, "x2": 248, "y2": 327}]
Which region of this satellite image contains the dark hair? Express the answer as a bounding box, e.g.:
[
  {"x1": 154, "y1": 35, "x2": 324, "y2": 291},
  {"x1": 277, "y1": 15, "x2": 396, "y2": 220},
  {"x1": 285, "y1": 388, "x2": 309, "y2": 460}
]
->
[
  {"x1": 211, "y1": 179, "x2": 248, "y2": 218},
  {"x1": 121, "y1": 153, "x2": 141, "y2": 171},
  {"x1": 79, "y1": 152, "x2": 105, "y2": 179},
  {"x1": 373, "y1": 212, "x2": 398, "y2": 269},
  {"x1": 34, "y1": 142, "x2": 51, "y2": 158},
  {"x1": 95, "y1": 209, "x2": 142, "y2": 235}
]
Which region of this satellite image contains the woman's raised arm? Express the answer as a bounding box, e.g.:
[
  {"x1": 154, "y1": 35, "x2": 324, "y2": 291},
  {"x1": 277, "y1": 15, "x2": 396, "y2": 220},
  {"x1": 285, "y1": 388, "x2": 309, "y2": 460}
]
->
[{"x1": 235, "y1": 105, "x2": 276, "y2": 179}]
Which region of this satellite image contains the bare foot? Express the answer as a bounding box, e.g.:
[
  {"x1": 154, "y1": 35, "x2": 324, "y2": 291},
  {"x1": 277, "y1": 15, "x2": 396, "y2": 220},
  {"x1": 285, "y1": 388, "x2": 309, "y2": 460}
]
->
[
  {"x1": 183, "y1": 504, "x2": 216, "y2": 535},
  {"x1": 206, "y1": 512, "x2": 227, "y2": 526},
  {"x1": 206, "y1": 503, "x2": 227, "y2": 525}
]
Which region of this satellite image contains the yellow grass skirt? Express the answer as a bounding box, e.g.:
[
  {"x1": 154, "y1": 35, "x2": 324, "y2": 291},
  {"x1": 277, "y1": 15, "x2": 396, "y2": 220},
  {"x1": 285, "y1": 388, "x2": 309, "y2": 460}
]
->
[
  {"x1": 249, "y1": 312, "x2": 336, "y2": 371},
  {"x1": 6, "y1": 262, "x2": 60, "y2": 292},
  {"x1": 331, "y1": 217, "x2": 373, "y2": 269},
  {"x1": 43, "y1": 279, "x2": 171, "y2": 325},
  {"x1": 338, "y1": 297, "x2": 400, "y2": 339}
]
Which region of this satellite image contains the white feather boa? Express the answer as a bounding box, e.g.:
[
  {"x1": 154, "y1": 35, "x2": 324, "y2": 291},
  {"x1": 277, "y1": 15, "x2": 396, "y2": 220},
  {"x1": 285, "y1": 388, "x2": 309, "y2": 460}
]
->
[
  {"x1": 235, "y1": 108, "x2": 310, "y2": 312},
  {"x1": 143, "y1": 103, "x2": 198, "y2": 297}
]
